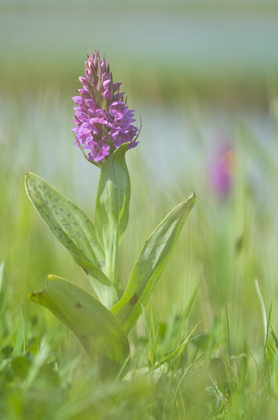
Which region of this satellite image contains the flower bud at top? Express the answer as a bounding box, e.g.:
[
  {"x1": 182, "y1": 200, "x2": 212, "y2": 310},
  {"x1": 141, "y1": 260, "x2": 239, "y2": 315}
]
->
[{"x1": 72, "y1": 50, "x2": 139, "y2": 165}]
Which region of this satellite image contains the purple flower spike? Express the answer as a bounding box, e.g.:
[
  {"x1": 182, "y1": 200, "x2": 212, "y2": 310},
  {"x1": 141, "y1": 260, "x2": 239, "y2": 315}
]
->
[{"x1": 72, "y1": 50, "x2": 139, "y2": 165}]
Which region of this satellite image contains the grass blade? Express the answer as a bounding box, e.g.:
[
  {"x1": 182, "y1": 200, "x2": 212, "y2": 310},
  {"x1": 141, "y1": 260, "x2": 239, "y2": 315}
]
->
[
  {"x1": 12, "y1": 309, "x2": 25, "y2": 357},
  {"x1": 0, "y1": 262, "x2": 7, "y2": 315}
]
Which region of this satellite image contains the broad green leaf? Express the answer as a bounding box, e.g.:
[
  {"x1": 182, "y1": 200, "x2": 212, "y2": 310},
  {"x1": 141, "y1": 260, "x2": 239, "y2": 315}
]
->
[
  {"x1": 95, "y1": 143, "x2": 130, "y2": 287},
  {"x1": 111, "y1": 194, "x2": 196, "y2": 333},
  {"x1": 25, "y1": 173, "x2": 119, "y2": 307},
  {"x1": 29, "y1": 275, "x2": 130, "y2": 378}
]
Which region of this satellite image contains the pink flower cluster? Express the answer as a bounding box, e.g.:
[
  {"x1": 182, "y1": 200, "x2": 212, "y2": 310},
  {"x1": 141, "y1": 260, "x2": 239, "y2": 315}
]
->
[{"x1": 72, "y1": 51, "x2": 138, "y2": 163}]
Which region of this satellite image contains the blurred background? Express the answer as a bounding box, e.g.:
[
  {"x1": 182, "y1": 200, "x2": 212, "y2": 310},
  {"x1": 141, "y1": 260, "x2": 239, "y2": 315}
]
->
[{"x1": 1, "y1": 0, "x2": 278, "y2": 353}]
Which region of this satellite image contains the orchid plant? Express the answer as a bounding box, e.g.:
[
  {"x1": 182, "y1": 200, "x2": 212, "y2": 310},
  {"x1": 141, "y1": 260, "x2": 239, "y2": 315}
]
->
[{"x1": 25, "y1": 51, "x2": 196, "y2": 378}]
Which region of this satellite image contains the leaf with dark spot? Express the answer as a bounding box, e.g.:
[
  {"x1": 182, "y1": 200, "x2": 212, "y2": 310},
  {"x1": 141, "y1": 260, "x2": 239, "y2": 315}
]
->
[
  {"x1": 25, "y1": 173, "x2": 120, "y2": 308},
  {"x1": 129, "y1": 294, "x2": 138, "y2": 305}
]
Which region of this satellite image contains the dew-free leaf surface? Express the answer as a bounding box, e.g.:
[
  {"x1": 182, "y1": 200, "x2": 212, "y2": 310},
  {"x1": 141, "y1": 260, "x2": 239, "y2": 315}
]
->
[
  {"x1": 29, "y1": 275, "x2": 130, "y2": 377},
  {"x1": 25, "y1": 173, "x2": 119, "y2": 308},
  {"x1": 111, "y1": 194, "x2": 196, "y2": 333},
  {"x1": 95, "y1": 143, "x2": 130, "y2": 293}
]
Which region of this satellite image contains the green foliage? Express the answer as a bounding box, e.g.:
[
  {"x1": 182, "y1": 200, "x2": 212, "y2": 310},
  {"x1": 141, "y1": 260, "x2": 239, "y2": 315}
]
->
[
  {"x1": 111, "y1": 195, "x2": 196, "y2": 333},
  {"x1": 25, "y1": 172, "x2": 118, "y2": 308},
  {"x1": 28, "y1": 275, "x2": 130, "y2": 378},
  {"x1": 12, "y1": 310, "x2": 25, "y2": 357},
  {"x1": 0, "y1": 262, "x2": 7, "y2": 316},
  {"x1": 25, "y1": 136, "x2": 196, "y2": 380},
  {"x1": 94, "y1": 143, "x2": 131, "y2": 296},
  {"x1": 3, "y1": 80, "x2": 278, "y2": 418}
]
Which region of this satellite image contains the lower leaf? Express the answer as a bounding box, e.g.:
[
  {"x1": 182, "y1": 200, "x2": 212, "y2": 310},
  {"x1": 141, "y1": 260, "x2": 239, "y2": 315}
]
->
[{"x1": 29, "y1": 276, "x2": 130, "y2": 378}]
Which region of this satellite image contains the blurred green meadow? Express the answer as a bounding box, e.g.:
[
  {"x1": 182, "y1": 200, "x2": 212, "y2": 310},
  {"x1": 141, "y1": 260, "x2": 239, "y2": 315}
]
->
[{"x1": 1, "y1": 0, "x2": 278, "y2": 418}]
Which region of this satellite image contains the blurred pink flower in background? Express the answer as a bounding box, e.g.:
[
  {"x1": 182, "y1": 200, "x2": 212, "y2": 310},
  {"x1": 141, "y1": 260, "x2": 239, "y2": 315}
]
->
[{"x1": 208, "y1": 142, "x2": 236, "y2": 199}]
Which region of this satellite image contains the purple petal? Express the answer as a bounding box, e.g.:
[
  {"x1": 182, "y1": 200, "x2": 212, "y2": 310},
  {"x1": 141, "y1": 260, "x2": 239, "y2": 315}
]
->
[
  {"x1": 113, "y1": 82, "x2": 121, "y2": 91},
  {"x1": 85, "y1": 99, "x2": 96, "y2": 109},
  {"x1": 103, "y1": 79, "x2": 110, "y2": 89},
  {"x1": 91, "y1": 117, "x2": 108, "y2": 125},
  {"x1": 103, "y1": 89, "x2": 112, "y2": 100},
  {"x1": 87, "y1": 137, "x2": 110, "y2": 162},
  {"x1": 72, "y1": 96, "x2": 84, "y2": 105}
]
